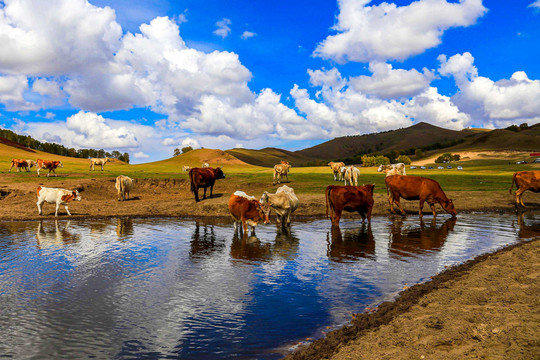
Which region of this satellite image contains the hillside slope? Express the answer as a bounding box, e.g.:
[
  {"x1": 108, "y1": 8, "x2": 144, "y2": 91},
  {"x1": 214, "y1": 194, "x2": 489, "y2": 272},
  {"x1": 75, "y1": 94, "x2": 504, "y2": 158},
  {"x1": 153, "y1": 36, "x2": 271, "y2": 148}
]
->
[{"x1": 226, "y1": 147, "x2": 315, "y2": 167}]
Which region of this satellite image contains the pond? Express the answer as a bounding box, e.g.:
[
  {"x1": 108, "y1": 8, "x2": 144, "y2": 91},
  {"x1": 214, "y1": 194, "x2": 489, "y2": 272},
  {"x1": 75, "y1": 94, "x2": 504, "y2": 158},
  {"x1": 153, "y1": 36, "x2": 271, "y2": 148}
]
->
[{"x1": 0, "y1": 213, "x2": 538, "y2": 359}]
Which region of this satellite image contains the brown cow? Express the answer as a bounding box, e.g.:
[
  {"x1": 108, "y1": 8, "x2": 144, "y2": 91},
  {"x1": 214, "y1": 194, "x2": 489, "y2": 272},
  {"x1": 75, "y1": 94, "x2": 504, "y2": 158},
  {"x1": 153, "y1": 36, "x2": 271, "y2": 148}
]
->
[
  {"x1": 385, "y1": 175, "x2": 457, "y2": 218},
  {"x1": 189, "y1": 167, "x2": 225, "y2": 202},
  {"x1": 325, "y1": 184, "x2": 375, "y2": 226},
  {"x1": 9, "y1": 159, "x2": 28, "y2": 172},
  {"x1": 36, "y1": 159, "x2": 63, "y2": 177},
  {"x1": 509, "y1": 170, "x2": 540, "y2": 207},
  {"x1": 228, "y1": 192, "x2": 270, "y2": 234}
]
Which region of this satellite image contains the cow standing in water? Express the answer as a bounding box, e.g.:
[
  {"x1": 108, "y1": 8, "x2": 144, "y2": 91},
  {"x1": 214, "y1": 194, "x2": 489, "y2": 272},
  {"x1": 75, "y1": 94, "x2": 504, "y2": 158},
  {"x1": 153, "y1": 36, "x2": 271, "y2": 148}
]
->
[
  {"x1": 189, "y1": 167, "x2": 226, "y2": 202},
  {"x1": 228, "y1": 191, "x2": 269, "y2": 234},
  {"x1": 385, "y1": 175, "x2": 456, "y2": 218},
  {"x1": 325, "y1": 184, "x2": 375, "y2": 226},
  {"x1": 509, "y1": 170, "x2": 540, "y2": 207}
]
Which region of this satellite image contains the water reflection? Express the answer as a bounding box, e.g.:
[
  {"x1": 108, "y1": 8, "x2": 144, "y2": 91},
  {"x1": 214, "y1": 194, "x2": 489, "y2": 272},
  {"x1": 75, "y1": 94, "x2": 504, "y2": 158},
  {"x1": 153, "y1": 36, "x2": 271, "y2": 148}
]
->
[
  {"x1": 36, "y1": 220, "x2": 79, "y2": 248},
  {"x1": 116, "y1": 217, "x2": 134, "y2": 240},
  {"x1": 272, "y1": 227, "x2": 300, "y2": 260},
  {"x1": 515, "y1": 213, "x2": 540, "y2": 239},
  {"x1": 389, "y1": 217, "x2": 456, "y2": 258},
  {"x1": 190, "y1": 223, "x2": 225, "y2": 259},
  {"x1": 327, "y1": 224, "x2": 375, "y2": 262},
  {"x1": 230, "y1": 232, "x2": 272, "y2": 262}
]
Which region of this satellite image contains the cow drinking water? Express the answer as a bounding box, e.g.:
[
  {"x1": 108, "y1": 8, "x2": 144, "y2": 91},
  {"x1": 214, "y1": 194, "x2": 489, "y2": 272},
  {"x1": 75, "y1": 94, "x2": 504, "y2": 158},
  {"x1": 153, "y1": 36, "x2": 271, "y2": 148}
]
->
[{"x1": 228, "y1": 191, "x2": 269, "y2": 234}]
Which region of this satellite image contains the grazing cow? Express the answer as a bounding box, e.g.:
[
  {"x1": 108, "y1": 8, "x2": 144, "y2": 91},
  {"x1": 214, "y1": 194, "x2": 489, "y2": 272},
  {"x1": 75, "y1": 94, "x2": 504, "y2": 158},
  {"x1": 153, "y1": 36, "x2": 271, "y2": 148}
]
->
[
  {"x1": 115, "y1": 175, "x2": 134, "y2": 201},
  {"x1": 509, "y1": 170, "x2": 540, "y2": 207},
  {"x1": 378, "y1": 163, "x2": 406, "y2": 176},
  {"x1": 189, "y1": 167, "x2": 226, "y2": 202},
  {"x1": 182, "y1": 165, "x2": 191, "y2": 172},
  {"x1": 90, "y1": 157, "x2": 110, "y2": 171},
  {"x1": 26, "y1": 159, "x2": 36, "y2": 170},
  {"x1": 202, "y1": 162, "x2": 210, "y2": 168},
  {"x1": 385, "y1": 175, "x2": 456, "y2": 218},
  {"x1": 228, "y1": 191, "x2": 270, "y2": 234},
  {"x1": 273, "y1": 163, "x2": 291, "y2": 185},
  {"x1": 9, "y1": 159, "x2": 28, "y2": 172},
  {"x1": 342, "y1": 165, "x2": 360, "y2": 186},
  {"x1": 328, "y1": 161, "x2": 345, "y2": 181},
  {"x1": 260, "y1": 185, "x2": 299, "y2": 227},
  {"x1": 325, "y1": 184, "x2": 375, "y2": 226},
  {"x1": 36, "y1": 159, "x2": 63, "y2": 177},
  {"x1": 36, "y1": 186, "x2": 81, "y2": 216}
]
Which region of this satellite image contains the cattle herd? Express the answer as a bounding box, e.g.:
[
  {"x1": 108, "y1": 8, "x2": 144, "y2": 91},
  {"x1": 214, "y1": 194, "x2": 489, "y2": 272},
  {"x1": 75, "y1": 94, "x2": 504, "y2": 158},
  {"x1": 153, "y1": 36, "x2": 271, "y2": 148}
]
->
[{"x1": 5, "y1": 157, "x2": 540, "y2": 234}]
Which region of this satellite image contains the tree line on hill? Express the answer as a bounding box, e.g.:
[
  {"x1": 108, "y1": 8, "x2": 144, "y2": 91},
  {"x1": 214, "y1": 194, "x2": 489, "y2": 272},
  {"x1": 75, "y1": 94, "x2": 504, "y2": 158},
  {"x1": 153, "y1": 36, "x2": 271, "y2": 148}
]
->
[{"x1": 0, "y1": 128, "x2": 130, "y2": 163}]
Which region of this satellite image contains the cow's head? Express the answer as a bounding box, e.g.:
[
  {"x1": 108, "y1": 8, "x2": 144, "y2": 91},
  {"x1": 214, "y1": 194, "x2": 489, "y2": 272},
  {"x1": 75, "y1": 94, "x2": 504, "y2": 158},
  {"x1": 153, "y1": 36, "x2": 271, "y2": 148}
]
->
[
  {"x1": 328, "y1": 162, "x2": 334, "y2": 166},
  {"x1": 363, "y1": 184, "x2": 375, "y2": 195},
  {"x1": 57, "y1": 161, "x2": 64, "y2": 168},
  {"x1": 73, "y1": 190, "x2": 82, "y2": 201},
  {"x1": 105, "y1": 157, "x2": 111, "y2": 163},
  {"x1": 377, "y1": 165, "x2": 387, "y2": 172},
  {"x1": 259, "y1": 202, "x2": 271, "y2": 224},
  {"x1": 214, "y1": 167, "x2": 225, "y2": 179},
  {"x1": 442, "y1": 198, "x2": 457, "y2": 217}
]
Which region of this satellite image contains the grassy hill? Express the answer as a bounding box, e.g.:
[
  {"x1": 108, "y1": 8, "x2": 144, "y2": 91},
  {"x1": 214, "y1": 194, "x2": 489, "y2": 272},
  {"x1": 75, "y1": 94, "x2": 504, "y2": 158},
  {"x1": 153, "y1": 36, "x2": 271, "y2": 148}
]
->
[{"x1": 226, "y1": 147, "x2": 316, "y2": 168}]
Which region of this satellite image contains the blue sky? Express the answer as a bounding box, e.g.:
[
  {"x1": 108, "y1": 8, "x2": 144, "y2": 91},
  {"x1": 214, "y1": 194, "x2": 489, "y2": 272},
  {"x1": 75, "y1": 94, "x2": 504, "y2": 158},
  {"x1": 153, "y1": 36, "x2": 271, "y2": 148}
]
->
[{"x1": 0, "y1": 0, "x2": 539, "y2": 163}]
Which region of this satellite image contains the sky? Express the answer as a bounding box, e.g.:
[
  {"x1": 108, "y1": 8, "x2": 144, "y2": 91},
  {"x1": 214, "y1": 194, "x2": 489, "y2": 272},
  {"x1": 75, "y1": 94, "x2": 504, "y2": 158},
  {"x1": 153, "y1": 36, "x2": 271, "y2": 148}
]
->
[{"x1": 0, "y1": 0, "x2": 539, "y2": 163}]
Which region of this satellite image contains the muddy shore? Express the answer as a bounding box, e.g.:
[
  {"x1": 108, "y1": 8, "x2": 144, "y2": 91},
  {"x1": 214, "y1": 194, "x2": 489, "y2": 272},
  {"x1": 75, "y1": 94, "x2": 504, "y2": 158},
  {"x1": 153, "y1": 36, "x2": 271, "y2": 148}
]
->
[{"x1": 0, "y1": 175, "x2": 538, "y2": 221}]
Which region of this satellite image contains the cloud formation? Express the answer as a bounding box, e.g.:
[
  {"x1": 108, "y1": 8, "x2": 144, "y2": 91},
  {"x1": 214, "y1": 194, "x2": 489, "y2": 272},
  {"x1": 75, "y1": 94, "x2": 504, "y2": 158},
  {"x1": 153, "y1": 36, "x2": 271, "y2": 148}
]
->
[
  {"x1": 315, "y1": 0, "x2": 487, "y2": 63},
  {"x1": 213, "y1": 18, "x2": 231, "y2": 38}
]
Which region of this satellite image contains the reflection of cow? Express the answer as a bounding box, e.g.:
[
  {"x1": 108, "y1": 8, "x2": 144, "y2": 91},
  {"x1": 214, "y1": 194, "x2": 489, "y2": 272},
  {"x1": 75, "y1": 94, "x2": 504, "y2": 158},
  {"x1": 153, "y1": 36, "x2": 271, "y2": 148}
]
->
[
  {"x1": 228, "y1": 191, "x2": 269, "y2": 235},
  {"x1": 37, "y1": 186, "x2": 82, "y2": 216},
  {"x1": 115, "y1": 175, "x2": 134, "y2": 201},
  {"x1": 36, "y1": 220, "x2": 79, "y2": 248},
  {"x1": 389, "y1": 217, "x2": 456, "y2": 258},
  {"x1": 9, "y1": 159, "x2": 28, "y2": 172},
  {"x1": 272, "y1": 227, "x2": 300, "y2": 260},
  {"x1": 260, "y1": 185, "x2": 299, "y2": 228},
  {"x1": 230, "y1": 232, "x2": 272, "y2": 262},
  {"x1": 116, "y1": 218, "x2": 134, "y2": 239},
  {"x1": 325, "y1": 184, "x2": 375, "y2": 226},
  {"x1": 36, "y1": 159, "x2": 63, "y2": 177},
  {"x1": 327, "y1": 223, "x2": 375, "y2": 262},
  {"x1": 189, "y1": 167, "x2": 225, "y2": 202},
  {"x1": 90, "y1": 157, "x2": 110, "y2": 171},
  {"x1": 385, "y1": 175, "x2": 456, "y2": 218},
  {"x1": 189, "y1": 223, "x2": 225, "y2": 259},
  {"x1": 515, "y1": 213, "x2": 540, "y2": 239},
  {"x1": 509, "y1": 170, "x2": 540, "y2": 208},
  {"x1": 328, "y1": 161, "x2": 345, "y2": 181}
]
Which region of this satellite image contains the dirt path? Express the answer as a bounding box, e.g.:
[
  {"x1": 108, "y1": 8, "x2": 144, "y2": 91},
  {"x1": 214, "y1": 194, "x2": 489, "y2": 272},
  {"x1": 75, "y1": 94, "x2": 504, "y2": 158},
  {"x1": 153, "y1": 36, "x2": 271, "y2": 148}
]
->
[
  {"x1": 287, "y1": 239, "x2": 540, "y2": 360},
  {"x1": 0, "y1": 175, "x2": 537, "y2": 221}
]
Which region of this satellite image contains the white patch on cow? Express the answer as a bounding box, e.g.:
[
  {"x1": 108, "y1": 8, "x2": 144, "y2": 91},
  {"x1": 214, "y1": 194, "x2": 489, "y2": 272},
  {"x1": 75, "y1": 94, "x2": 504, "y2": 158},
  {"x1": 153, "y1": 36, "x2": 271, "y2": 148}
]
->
[{"x1": 234, "y1": 191, "x2": 256, "y2": 201}]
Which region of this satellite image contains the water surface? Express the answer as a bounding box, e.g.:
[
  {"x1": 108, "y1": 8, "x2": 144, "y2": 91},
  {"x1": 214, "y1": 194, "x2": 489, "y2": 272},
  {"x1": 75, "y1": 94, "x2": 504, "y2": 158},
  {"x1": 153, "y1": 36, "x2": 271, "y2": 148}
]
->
[{"x1": 0, "y1": 213, "x2": 538, "y2": 359}]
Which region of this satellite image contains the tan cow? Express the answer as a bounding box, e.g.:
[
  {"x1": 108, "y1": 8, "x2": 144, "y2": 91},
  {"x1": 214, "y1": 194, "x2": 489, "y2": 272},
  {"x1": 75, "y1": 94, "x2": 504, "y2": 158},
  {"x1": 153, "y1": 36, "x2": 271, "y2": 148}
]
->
[
  {"x1": 342, "y1": 165, "x2": 360, "y2": 186},
  {"x1": 182, "y1": 165, "x2": 191, "y2": 172},
  {"x1": 328, "y1": 161, "x2": 345, "y2": 181},
  {"x1": 115, "y1": 175, "x2": 134, "y2": 201},
  {"x1": 202, "y1": 162, "x2": 210, "y2": 168},
  {"x1": 260, "y1": 185, "x2": 299, "y2": 227},
  {"x1": 378, "y1": 163, "x2": 406, "y2": 176},
  {"x1": 26, "y1": 159, "x2": 36, "y2": 171},
  {"x1": 509, "y1": 170, "x2": 540, "y2": 207},
  {"x1": 90, "y1": 157, "x2": 110, "y2": 171},
  {"x1": 36, "y1": 186, "x2": 82, "y2": 216},
  {"x1": 273, "y1": 163, "x2": 291, "y2": 185},
  {"x1": 9, "y1": 159, "x2": 28, "y2": 172},
  {"x1": 36, "y1": 159, "x2": 63, "y2": 177}
]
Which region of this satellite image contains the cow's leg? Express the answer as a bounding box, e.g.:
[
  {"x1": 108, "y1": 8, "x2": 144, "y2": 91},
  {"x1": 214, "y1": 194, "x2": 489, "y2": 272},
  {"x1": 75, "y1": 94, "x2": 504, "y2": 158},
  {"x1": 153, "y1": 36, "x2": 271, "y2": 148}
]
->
[
  {"x1": 418, "y1": 199, "x2": 425, "y2": 217},
  {"x1": 37, "y1": 200, "x2": 43, "y2": 215},
  {"x1": 209, "y1": 185, "x2": 214, "y2": 198},
  {"x1": 54, "y1": 203, "x2": 60, "y2": 216},
  {"x1": 429, "y1": 203, "x2": 437, "y2": 217},
  {"x1": 241, "y1": 218, "x2": 249, "y2": 234},
  {"x1": 515, "y1": 188, "x2": 526, "y2": 207},
  {"x1": 64, "y1": 205, "x2": 72, "y2": 216},
  {"x1": 37, "y1": 167, "x2": 40, "y2": 177},
  {"x1": 394, "y1": 198, "x2": 406, "y2": 216},
  {"x1": 194, "y1": 188, "x2": 200, "y2": 202},
  {"x1": 332, "y1": 209, "x2": 342, "y2": 226},
  {"x1": 202, "y1": 187, "x2": 207, "y2": 199},
  {"x1": 388, "y1": 194, "x2": 395, "y2": 213}
]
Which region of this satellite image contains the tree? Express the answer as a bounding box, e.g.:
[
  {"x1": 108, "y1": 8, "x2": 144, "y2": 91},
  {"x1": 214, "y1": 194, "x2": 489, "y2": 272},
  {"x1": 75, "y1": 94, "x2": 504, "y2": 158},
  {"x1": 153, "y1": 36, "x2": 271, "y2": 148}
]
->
[
  {"x1": 121, "y1": 152, "x2": 130, "y2": 164},
  {"x1": 415, "y1": 149, "x2": 424, "y2": 158},
  {"x1": 396, "y1": 155, "x2": 411, "y2": 165},
  {"x1": 181, "y1": 146, "x2": 193, "y2": 154},
  {"x1": 173, "y1": 148, "x2": 181, "y2": 156}
]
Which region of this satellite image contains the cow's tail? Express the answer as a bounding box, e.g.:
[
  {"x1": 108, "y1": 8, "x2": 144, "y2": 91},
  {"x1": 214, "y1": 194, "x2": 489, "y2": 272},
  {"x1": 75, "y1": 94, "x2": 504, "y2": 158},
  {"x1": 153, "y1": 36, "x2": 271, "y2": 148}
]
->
[
  {"x1": 509, "y1": 172, "x2": 517, "y2": 194},
  {"x1": 325, "y1": 186, "x2": 333, "y2": 219}
]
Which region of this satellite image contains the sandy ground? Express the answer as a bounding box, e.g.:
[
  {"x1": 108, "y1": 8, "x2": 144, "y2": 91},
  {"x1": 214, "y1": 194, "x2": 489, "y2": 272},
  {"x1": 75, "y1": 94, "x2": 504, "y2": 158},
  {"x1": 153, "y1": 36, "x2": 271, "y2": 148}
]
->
[
  {"x1": 412, "y1": 150, "x2": 531, "y2": 166},
  {"x1": 0, "y1": 174, "x2": 538, "y2": 360},
  {"x1": 0, "y1": 174, "x2": 538, "y2": 220}
]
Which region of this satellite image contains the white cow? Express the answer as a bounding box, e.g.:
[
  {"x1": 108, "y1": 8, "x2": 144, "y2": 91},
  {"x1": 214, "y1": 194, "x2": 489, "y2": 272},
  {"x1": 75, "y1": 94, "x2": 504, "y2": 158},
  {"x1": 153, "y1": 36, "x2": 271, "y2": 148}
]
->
[
  {"x1": 115, "y1": 175, "x2": 134, "y2": 201},
  {"x1": 260, "y1": 185, "x2": 299, "y2": 227},
  {"x1": 378, "y1": 163, "x2": 406, "y2": 176},
  {"x1": 273, "y1": 163, "x2": 291, "y2": 185},
  {"x1": 26, "y1": 159, "x2": 36, "y2": 171},
  {"x1": 90, "y1": 157, "x2": 110, "y2": 171},
  {"x1": 328, "y1": 161, "x2": 345, "y2": 181},
  {"x1": 202, "y1": 163, "x2": 210, "y2": 168},
  {"x1": 36, "y1": 186, "x2": 82, "y2": 216},
  {"x1": 342, "y1": 165, "x2": 361, "y2": 186},
  {"x1": 182, "y1": 165, "x2": 191, "y2": 172}
]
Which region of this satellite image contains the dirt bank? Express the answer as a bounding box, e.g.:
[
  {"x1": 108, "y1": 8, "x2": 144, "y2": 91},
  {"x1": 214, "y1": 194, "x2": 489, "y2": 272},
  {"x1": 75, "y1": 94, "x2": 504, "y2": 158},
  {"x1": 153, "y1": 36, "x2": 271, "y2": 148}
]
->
[
  {"x1": 286, "y1": 239, "x2": 540, "y2": 360},
  {"x1": 0, "y1": 175, "x2": 537, "y2": 221}
]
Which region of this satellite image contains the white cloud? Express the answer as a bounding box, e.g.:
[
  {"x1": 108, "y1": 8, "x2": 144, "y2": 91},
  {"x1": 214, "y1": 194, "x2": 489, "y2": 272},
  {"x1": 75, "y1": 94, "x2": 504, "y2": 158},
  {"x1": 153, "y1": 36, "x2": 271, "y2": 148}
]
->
[
  {"x1": 181, "y1": 137, "x2": 201, "y2": 149},
  {"x1": 241, "y1": 31, "x2": 256, "y2": 40},
  {"x1": 349, "y1": 62, "x2": 435, "y2": 99},
  {"x1": 529, "y1": 1, "x2": 540, "y2": 9},
  {"x1": 439, "y1": 53, "x2": 540, "y2": 127},
  {"x1": 160, "y1": 138, "x2": 176, "y2": 146},
  {"x1": 0, "y1": 75, "x2": 31, "y2": 109},
  {"x1": 315, "y1": 0, "x2": 487, "y2": 63},
  {"x1": 134, "y1": 151, "x2": 149, "y2": 159},
  {"x1": 213, "y1": 18, "x2": 231, "y2": 38}
]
